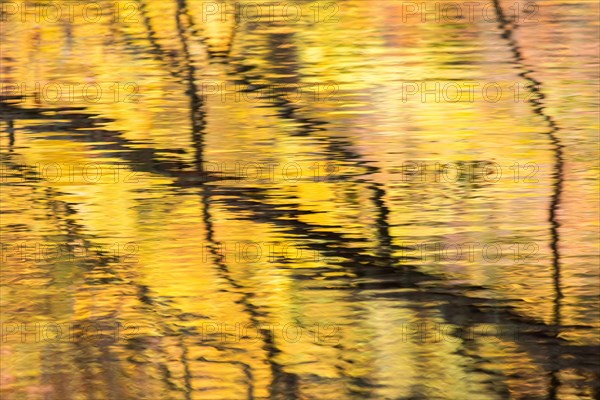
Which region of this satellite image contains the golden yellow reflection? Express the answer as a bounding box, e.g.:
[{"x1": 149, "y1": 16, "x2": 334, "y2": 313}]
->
[{"x1": 1, "y1": 0, "x2": 599, "y2": 399}]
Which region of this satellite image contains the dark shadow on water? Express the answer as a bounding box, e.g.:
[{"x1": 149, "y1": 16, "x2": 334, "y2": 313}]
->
[{"x1": 492, "y1": 0, "x2": 568, "y2": 397}]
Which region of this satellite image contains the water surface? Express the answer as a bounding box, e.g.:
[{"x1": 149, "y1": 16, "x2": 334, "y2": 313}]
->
[{"x1": 1, "y1": 0, "x2": 599, "y2": 399}]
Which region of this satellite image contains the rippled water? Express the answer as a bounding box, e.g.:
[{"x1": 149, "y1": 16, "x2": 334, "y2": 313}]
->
[{"x1": 1, "y1": 0, "x2": 599, "y2": 399}]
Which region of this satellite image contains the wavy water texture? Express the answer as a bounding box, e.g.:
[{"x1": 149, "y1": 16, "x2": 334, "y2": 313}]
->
[{"x1": 1, "y1": 0, "x2": 599, "y2": 399}]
